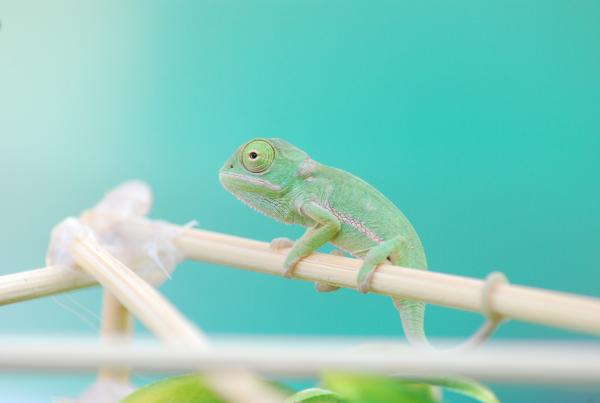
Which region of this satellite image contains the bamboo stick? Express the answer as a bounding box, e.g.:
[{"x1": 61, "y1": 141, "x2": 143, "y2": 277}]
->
[
  {"x1": 97, "y1": 291, "x2": 133, "y2": 384},
  {"x1": 0, "y1": 339, "x2": 598, "y2": 384},
  {"x1": 70, "y1": 236, "x2": 207, "y2": 346},
  {"x1": 176, "y1": 228, "x2": 600, "y2": 336},
  {"x1": 69, "y1": 234, "x2": 285, "y2": 403},
  {"x1": 1, "y1": 225, "x2": 599, "y2": 336},
  {"x1": 0, "y1": 265, "x2": 93, "y2": 305}
]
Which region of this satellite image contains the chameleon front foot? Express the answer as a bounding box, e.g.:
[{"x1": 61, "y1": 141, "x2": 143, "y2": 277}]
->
[
  {"x1": 282, "y1": 255, "x2": 301, "y2": 278},
  {"x1": 269, "y1": 237, "x2": 297, "y2": 278}
]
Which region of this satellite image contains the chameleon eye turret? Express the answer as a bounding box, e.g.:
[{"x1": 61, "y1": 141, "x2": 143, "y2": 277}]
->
[{"x1": 240, "y1": 139, "x2": 275, "y2": 173}]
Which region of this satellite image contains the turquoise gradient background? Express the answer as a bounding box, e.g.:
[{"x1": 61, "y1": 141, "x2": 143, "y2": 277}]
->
[{"x1": 1, "y1": 1, "x2": 599, "y2": 401}]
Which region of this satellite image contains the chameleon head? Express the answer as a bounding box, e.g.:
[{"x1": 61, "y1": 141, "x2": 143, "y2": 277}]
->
[
  {"x1": 219, "y1": 138, "x2": 316, "y2": 214},
  {"x1": 219, "y1": 138, "x2": 311, "y2": 195}
]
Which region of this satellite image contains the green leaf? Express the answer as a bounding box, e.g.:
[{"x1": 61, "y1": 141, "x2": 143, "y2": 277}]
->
[
  {"x1": 321, "y1": 373, "x2": 500, "y2": 403},
  {"x1": 321, "y1": 372, "x2": 440, "y2": 403},
  {"x1": 121, "y1": 374, "x2": 295, "y2": 403},
  {"x1": 418, "y1": 377, "x2": 499, "y2": 403},
  {"x1": 120, "y1": 374, "x2": 226, "y2": 403},
  {"x1": 285, "y1": 388, "x2": 348, "y2": 402}
]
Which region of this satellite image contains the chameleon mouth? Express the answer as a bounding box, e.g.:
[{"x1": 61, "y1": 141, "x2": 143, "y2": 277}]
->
[{"x1": 219, "y1": 172, "x2": 282, "y2": 192}]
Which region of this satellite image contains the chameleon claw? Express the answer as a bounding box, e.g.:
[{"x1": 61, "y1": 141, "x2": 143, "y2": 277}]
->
[
  {"x1": 271, "y1": 238, "x2": 297, "y2": 277},
  {"x1": 357, "y1": 280, "x2": 372, "y2": 294},
  {"x1": 282, "y1": 255, "x2": 299, "y2": 278}
]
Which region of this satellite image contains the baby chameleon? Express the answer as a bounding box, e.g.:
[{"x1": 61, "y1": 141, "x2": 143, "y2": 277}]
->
[{"x1": 219, "y1": 138, "x2": 502, "y2": 350}]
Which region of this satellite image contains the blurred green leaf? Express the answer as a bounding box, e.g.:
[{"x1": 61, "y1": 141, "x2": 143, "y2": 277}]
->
[
  {"x1": 120, "y1": 372, "x2": 497, "y2": 403},
  {"x1": 321, "y1": 373, "x2": 500, "y2": 403},
  {"x1": 121, "y1": 374, "x2": 226, "y2": 403},
  {"x1": 285, "y1": 387, "x2": 348, "y2": 402},
  {"x1": 322, "y1": 372, "x2": 440, "y2": 403},
  {"x1": 121, "y1": 374, "x2": 295, "y2": 403}
]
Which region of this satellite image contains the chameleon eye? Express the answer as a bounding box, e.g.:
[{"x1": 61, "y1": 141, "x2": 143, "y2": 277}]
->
[{"x1": 240, "y1": 140, "x2": 275, "y2": 173}]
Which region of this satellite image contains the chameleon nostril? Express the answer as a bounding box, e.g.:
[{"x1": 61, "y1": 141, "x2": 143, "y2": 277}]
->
[{"x1": 229, "y1": 163, "x2": 233, "y2": 168}]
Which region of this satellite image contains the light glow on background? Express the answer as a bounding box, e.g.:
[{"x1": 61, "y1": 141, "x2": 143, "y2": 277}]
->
[{"x1": 1, "y1": 1, "x2": 599, "y2": 401}]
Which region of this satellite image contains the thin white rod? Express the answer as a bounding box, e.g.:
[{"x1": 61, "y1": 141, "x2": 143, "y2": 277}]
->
[{"x1": 0, "y1": 341, "x2": 597, "y2": 384}]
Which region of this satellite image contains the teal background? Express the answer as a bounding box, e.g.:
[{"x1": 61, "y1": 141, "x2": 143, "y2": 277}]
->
[{"x1": 1, "y1": 1, "x2": 599, "y2": 401}]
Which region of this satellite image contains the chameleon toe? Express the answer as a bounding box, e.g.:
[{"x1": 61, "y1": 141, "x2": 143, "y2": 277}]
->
[
  {"x1": 357, "y1": 276, "x2": 373, "y2": 294},
  {"x1": 270, "y1": 237, "x2": 294, "y2": 250},
  {"x1": 315, "y1": 282, "x2": 340, "y2": 292}
]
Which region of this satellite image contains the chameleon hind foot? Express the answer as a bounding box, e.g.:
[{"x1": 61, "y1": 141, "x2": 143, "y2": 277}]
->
[
  {"x1": 357, "y1": 265, "x2": 377, "y2": 294},
  {"x1": 357, "y1": 236, "x2": 408, "y2": 294},
  {"x1": 315, "y1": 249, "x2": 343, "y2": 292}
]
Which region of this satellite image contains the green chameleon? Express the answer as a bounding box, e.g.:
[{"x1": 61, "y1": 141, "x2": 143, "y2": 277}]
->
[{"x1": 219, "y1": 138, "x2": 501, "y2": 402}]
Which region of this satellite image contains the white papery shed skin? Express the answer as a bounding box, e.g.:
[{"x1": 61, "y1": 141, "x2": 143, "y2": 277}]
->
[
  {"x1": 46, "y1": 181, "x2": 186, "y2": 287},
  {"x1": 81, "y1": 180, "x2": 152, "y2": 231},
  {"x1": 46, "y1": 217, "x2": 98, "y2": 269}
]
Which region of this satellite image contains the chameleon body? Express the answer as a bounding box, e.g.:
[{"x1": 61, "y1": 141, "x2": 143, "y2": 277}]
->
[
  {"x1": 219, "y1": 138, "x2": 498, "y2": 402},
  {"x1": 220, "y1": 138, "x2": 428, "y2": 343}
]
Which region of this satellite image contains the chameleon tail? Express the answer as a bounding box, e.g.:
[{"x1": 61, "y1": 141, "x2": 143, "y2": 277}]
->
[
  {"x1": 393, "y1": 296, "x2": 502, "y2": 351},
  {"x1": 393, "y1": 298, "x2": 500, "y2": 403},
  {"x1": 394, "y1": 298, "x2": 430, "y2": 348}
]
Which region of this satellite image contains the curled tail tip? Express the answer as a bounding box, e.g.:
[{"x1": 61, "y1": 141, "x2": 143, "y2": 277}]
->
[{"x1": 393, "y1": 299, "x2": 499, "y2": 402}]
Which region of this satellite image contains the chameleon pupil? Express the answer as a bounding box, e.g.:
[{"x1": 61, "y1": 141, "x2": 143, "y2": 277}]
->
[{"x1": 249, "y1": 152, "x2": 258, "y2": 159}]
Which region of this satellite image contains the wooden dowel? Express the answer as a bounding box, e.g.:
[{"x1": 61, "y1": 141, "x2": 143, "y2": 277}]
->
[
  {"x1": 70, "y1": 237, "x2": 207, "y2": 346},
  {"x1": 175, "y1": 228, "x2": 600, "y2": 336},
  {"x1": 97, "y1": 290, "x2": 133, "y2": 384},
  {"x1": 69, "y1": 235, "x2": 285, "y2": 403},
  {"x1": 1, "y1": 224, "x2": 599, "y2": 336},
  {"x1": 0, "y1": 265, "x2": 93, "y2": 306}
]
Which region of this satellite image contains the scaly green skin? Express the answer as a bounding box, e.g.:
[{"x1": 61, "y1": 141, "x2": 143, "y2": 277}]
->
[
  {"x1": 219, "y1": 138, "x2": 428, "y2": 343},
  {"x1": 219, "y1": 138, "x2": 499, "y2": 403}
]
